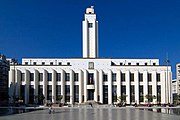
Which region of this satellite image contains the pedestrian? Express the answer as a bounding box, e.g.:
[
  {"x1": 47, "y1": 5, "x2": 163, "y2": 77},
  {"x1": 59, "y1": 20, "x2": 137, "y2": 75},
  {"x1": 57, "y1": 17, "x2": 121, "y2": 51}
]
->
[
  {"x1": 48, "y1": 107, "x2": 51, "y2": 114},
  {"x1": 89, "y1": 103, "x2": 93, "y2": 107}
]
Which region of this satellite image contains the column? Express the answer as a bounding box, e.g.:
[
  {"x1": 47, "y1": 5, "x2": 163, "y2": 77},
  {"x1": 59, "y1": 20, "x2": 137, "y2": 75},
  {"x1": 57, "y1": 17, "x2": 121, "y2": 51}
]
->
[
  {"x1": 117, "y1": 70, "x2": 121, "y2": 101},
  {"x1": 168, "y1": 71, "x2": 173, "y2": 103},
  {"x1": 126, "y1": 71, "x2": 130, "y2": 104},
  {"x1": 143, "y1": 71, "x2": 148, "y2": 103},
  {"x1": 83, "y1": 70, "x2": 88, "y2": 102},
  {"x1": 152, "y1": 71, "x2": 157, "y2": 103},
  {"x1": 61, "y1": 69, "x2": 65, "y2": 103},
  {"x1": 108, "y1": 70, "x2": 112, "y2": 104},
  {"x1": 134, "y1": 71, "x2": 139, "y2": 104},
  {"x1": 43, "y1": 70, "x2": 47, "y2": 103},
  {"x1": 15, "y1": 70, "x2": 21, "y2": 97},
  {"x1": 8, "y1": 69, "x2": 15, "y2": 100},
  {"x1": 79, "y1": 70, "x2": 83, "y2": 103},
  {"x1": 25, "y1": 70, "x2": 30, "y2": 104},
  {"x1": 70, "y1": 69, "x2": 74, "y2": 104},
  {"x1": 52, "y1": 70, "x2": 56, "y2": 103},
  {"x1": 94, "y1": 70, "x2": 98, "y2": 102},
  {"x1": 34, "y1": 70, "x2": 39, "y2": 104},
  {"x1": 99, "y1": 70, "x2": 103, "y2": 104},
  {"x1": 161, "y1": 71, "x2": 166, "y2": 104}
]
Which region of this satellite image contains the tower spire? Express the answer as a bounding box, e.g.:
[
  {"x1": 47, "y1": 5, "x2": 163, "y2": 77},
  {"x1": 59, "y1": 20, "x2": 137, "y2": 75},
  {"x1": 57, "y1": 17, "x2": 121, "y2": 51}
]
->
[{"x1": 82, "y1": 6, "x2": 98, "y2": 58}]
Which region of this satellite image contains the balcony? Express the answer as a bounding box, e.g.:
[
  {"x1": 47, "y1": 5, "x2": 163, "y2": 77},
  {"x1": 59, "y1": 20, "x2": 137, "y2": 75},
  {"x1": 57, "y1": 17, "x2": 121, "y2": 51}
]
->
[{"x1": 87, "y1": 85, "x2": 95, "y2": 89}]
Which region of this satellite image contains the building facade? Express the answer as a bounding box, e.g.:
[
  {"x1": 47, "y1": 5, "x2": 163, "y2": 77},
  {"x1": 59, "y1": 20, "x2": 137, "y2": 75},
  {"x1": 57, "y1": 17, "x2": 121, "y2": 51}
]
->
[
  {"x1": 8, "y1": 6, "x2": 172, "y2": 105},
  {"x1": 172, "y1": 79, "x2": 177, "y2": 94},
  {"x1": 176, "y1": 63, "x2": 180, "y2": 95},
  {"x1": 0, "y1": 54, "x2": 10, "y2": 106},
  {"x1": 172, "y1": 79, "x2": 178, "y2": 103}
]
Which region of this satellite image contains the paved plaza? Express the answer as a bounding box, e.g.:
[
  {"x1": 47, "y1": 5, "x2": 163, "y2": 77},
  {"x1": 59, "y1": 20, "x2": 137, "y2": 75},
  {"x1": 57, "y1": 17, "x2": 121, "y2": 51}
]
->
[{"x1": 0, "y1": 108, "x2": 180, "y2": 120}]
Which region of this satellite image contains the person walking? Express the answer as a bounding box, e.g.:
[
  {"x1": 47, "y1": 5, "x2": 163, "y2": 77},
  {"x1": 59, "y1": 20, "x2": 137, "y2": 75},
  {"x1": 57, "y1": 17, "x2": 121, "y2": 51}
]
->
[{"x1": 48, "y1": 107, "x2": 51, "y2": 114}]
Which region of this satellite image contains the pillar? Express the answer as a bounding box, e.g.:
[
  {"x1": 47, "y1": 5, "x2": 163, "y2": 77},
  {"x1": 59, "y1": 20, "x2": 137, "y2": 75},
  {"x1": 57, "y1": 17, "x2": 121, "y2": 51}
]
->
[
  {"x1": 83, "y1": 70, "x2": 88, "y2": 102},
  {"x1": 70, "y1": 69, "x2": 74, "y2": 104},
  {"x1": 134, "y1": 71, "x2": 139, "y2": 104},
  {"x1": 43, "y1": 70, "x2": 47, "y2": 103},
  {"x1": 61, "y1": 69, "x2": 65, "y2": 103},
  {"x1": 143, "y1": 71, "x2": 148, "y2": 103},
  {"x1": 108, "y1": 70, "x2": 112, "y2": 104},
  {"x1": 152, "y1": 71, "x2": 157, "y2": 103},
  {"x1": 52, "y1": 70, "x2": 56, "y2": 103},
  {"x1": 34, "y1": 70, "x2": 39, "y2": 104},
  {"x1": 25, "y1": 70, "x2": 30, "y2": 104},
  {"x1": 126, "y1": 71, "x2": 130, "y2": 104},
  {"x1": 99, "y1": 70, "x2": 103, "y2": 104},
  {"x1": 117, "y1": 70, "x2": 121, "y2": 102},
  {"x1": 79, "y1": 70, "x2": 83, "y2": 103}
]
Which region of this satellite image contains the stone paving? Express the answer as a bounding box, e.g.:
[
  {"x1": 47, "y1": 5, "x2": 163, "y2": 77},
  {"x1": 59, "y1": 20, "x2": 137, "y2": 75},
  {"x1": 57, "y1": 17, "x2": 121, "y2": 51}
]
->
[{"x1": 0, "y1": 107, "x2": 180, "y2": 120}]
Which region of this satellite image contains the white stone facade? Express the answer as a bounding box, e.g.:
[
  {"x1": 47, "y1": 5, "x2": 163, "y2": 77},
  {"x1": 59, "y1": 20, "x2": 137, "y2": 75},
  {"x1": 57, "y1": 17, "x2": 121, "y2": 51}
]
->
[
  {"x1": 8, "y1": 58, "x2": 172, "y2": 105},
  {"x1": 172, "y1": 79, "x2": 177, "y2": 94},
  {"x1": 176, "y1": 64, "x2": 180, "y2": 95},
  {"x1": 83, "y1": 6, "x2": 98, "y2": 58},
  {"x1": 8, "y1": 6, "x2": 172, "y2": 105}
]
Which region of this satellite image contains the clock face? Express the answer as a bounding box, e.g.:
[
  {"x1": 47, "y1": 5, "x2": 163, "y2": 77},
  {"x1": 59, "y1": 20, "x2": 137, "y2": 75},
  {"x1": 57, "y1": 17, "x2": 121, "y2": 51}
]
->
[{"x1": 88, "y1": 62, "x2": 94, "y2": 69}]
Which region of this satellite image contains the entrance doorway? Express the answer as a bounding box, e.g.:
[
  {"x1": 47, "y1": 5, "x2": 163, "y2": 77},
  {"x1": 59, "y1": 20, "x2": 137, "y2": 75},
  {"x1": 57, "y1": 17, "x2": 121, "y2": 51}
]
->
[{"x1": 88, "y1": 90, "x2": 94, "y2": 100}]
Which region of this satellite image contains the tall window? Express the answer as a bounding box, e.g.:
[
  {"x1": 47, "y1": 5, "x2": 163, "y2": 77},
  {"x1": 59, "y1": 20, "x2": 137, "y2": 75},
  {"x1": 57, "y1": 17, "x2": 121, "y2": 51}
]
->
[
  {"x1": 157, "y1": 73, "x2": 160, "y2": 82},
  {"x1": 103, "y1": 85, "x2": 108, "y2": 104},
  {"x1": 20, "y1": 85, "x2": 25, "y2": 101},
  {"x1": 65, "y1": 73, "x2": 70, "y2": 81},
  {"x1": 121, "y1": 85, "x2": 126, "y2": 101},
  {"x1": 47, "y1": 85, "x2": 52, "y2": 101},
  {"x1": 56, "y1": 85, "x2": 61, "y2": 100},
  {"x1": 130, "y1": 73, "x2": 134, "y2": 82},
  {"x1": 139, "y1": 85, "x2": 144, "y2": 102},
  {"x1": 112, "y1": 73, "x2": 116, "y2": 81},
  {"x1": 157, "y1": 85, "x2": 161, "y2": 102},
  {"x1": 56, "y1": 73, "x2": 61, "y2": 81},
  {"x1": 148, "y1": 85, "x2": 152, "y2": 102},
  {"x1": 130, "y1": 85, "x2": 135, "y2": 102},
  {"x1": 38, "y1": 85, "x2": 43, "y2": 95},
  {"x1": 39, "y1": 73, "x2": 43, "y2": 81},
  {"x1": 21, "y1": 73, "x2": 25, "y2": 81},
  {"x1": 65, "y1": 85, "x2": 70, "y2": 102},
  {"x1": 103, "y1": 74, "x2": 108, "y2": 81},
  {"x1": 88, "y1": 23, "x2": 93, "y2": 28},
  {"x1": 74, "y1": 73, "x2": 79, "y2": 81},
  {"x1": 74, "y1": 85, "x2": 79, "y2": 102},
  {"x1": 29, "y1": 85, "x2": 34, "y2": 104},
  {"x1": 47, "y1": 73, "x2": 52, "y2": 81},
  {"x1": 30, "y1": 73, "x2": 34, "y2": 81},
  {"x1": 112, "y1": 85, "x2": 117, "y2": 102},
  {"x1": 139, "y1": 73, "x2": 143, "y2": 82},
  {"x1": 88, "y1": 73, "x2": 94, "y2": 84},
  {"x1": 38, "y1": 85, "x2": 43, "y2": 104},
  {"x1": 148, "y1": 73, "x2": 152, "y2": 82},
  {"x1": 121, "y1": 73, "x2": 125, "y2": 82}
]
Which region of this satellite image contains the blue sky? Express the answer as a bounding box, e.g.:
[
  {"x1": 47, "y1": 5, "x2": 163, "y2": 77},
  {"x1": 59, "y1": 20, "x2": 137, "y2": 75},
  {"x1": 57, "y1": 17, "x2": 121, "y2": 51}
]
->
[{"x1": 0, "y1": 0, "x2": 180, "y2": 79}]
